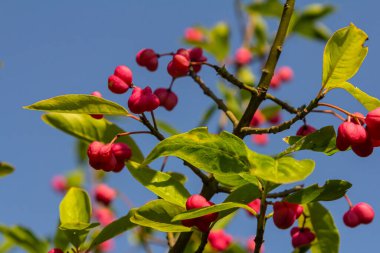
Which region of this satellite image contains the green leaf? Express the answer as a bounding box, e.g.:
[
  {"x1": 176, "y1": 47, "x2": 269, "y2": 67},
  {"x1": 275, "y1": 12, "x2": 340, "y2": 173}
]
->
[
  {"x1": 172, "y1": 202, "x2": 256, "y2": 222},
  {"x1": 166, "y1": 172, "x2": 187, "y2": 185},
  {"x1": 0, "y1": 225, "x2": 49, "y2": 253},
  {"x1": 292, "y1": 4, "x2": 334, "y2": 41},
  {"x1": 130, "y1": 200, "x2": 191, "y2": 232},
  {"x1": 246, "y1": 0, "x2": 283, "y2": 17},
  {"x1": 236, "y1": 66, "x2": 255, "y2": 86},
  {"x1": 59, "y1": 187, "x2": 92, "y2": 230},
  {"x1": 24, "y1": 94, "x2": 129, "y2": 116},
  {"x1": 244, "y1": 151, "x2": 315, "y2": 184},
  {"x1": 142, "y1": 127, "x2": 251, "y2": 175},
  {"x1": 213, "y1": 173, "x2": 250, "y2": 189},
  {"x1": 42, "y1": 113, "x2": 144, "y2": 162},
  {"x1": 279, "y1": 126, "x2": 338, "y2": 157},
  {"x1": 127, "y1": 161, "x2": 190, "y2": 207},
  {"x1": 0, "y1": 162, "x2": 14, "y2": 178},
  {"x1": 89, "y1": 210, "x2": 136, "y2": 250},
  {"x1": 300, "y1": 202, "x2": 339, "y2": 253},
  {"x1": 285, "y1": 180, "x2": 352, "y2": 204},
  {"x1": 325, "y1": 82, "x2": 380, "y2": 111},
  {"x1": 207, "y1": 22, "x2": 230, "y2": 62},
  {"x1": 156, "y1": 120, "x2": 180, "y2": 136},
  {"x1": 322, "y1": 24, "x2": 368, "y2": 89}
]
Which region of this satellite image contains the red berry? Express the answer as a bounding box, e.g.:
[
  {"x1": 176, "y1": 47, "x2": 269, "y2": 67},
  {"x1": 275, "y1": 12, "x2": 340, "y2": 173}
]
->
[
  {"x1": 186, "y1": 194, "x2": 209, "y2": 209},
  {"x1": 94, "y1": 208, "x2": 115, "y2": 226},
  {"x1": 340, "y1": 121, "x2": 368, "y2": 145},
  {"x1": 182, "y1": 195, "x2": 218, "y2": 231},
  {"x1": 90, "y1": 91, "x2": 104, "y2": 119},
  {"x1": 208, "y1": 230, "x2": 233, "y2": 251},
  {"x1": 136, "y1": 49, "x2": 158, "y2": 71},
  {"x1": 366, "y1": 108, "x2": 380, "y2": 140},
  {"x1": 234, "y1": 47, "x2": 252, "y2": 65},
  {"x1": 291, "y1": 227, "x2": 315, "y2": 248},
  {"x1": 352, "y1": 202, "x2": 375, "y2": 224},
  {"x1": 154, "y1": 88, "x2": 178, "y2": 111},
  {"x1": 167, "y1": 54, "x2": 190, "y2": 78},
  {"x1": 252, "y1": 134, "x2": 269, "y2": 146},
  {"x1": 296, "y1": 125, "x2": 316, "y2": 136},
  {"x1": 94, "y1": 184, "x2": 117, "y2": 206},
  {"x1": 108, "y1": 75, "x2": 129, "y2": 94},
  {"x1": 114, "y1": 65, "x2": 133, "y2": 86},
  {"x1": 273, "y1": 202, "x2": 303, "y2": 229},
  {"x1": 87, "y1": 142, "x2": 117, "y2": 172},
  {"x1": 189, "y1": 47, "x2": 203, "y2": 61},
  {"x1": 111, "y1": 143, "x2": 132, "y2": 162},
  {"x1": 270, "y1": 74, "x2": 282, "y2": 89},
  {"x1": 351, "y1": 136, "x2": 373, "y2": 157},
  {"x1": 48, "y1": 249, "x2": 64, "y2": 253},
  {"x1": 176, "y1": 48, "x2": 190, "y2": 60},
  {"x1": 184, "y1": 27, "x2": 204, "y2": 42},
  {"x1": 51, "y1": 175, "x2": 67, "y2": 193},
  {"x1": 336, "y1": 123, "x2": 351, "y2": 151},
  {"x1": 128, "y1": 86, "x2": 160, "y2": 114},
  {"x1": 250, "y1": 110, "x2": 266, "y2": 127},
  {"x1": 247, "y1": 198, "x2": 261, "y2": 216},
  {"x1": 343, "y1": 208, "x2": 361, "y2": 228},
  {"x1": 277, "y1": 66, "x2": 294, "y2": 82}
]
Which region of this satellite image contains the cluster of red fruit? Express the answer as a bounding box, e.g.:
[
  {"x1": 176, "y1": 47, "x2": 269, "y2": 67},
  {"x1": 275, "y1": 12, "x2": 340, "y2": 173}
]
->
[
  {"x1": 167, "y1": 48, "x2": 207, "y2": 77},
  {"x1": 181, "y1": 194, "x2": 218, "y2": 232},
  {"x1": 336, "y1": 109, "x2": 380, "y2": 157},
  {"x1": 272, "y1": 202, "x2": 316, "y2": 248},
  {"x1": 343, "y1": 202, "x2": 375, "y2": 228},
  {"x1": 87, "y1": 141, "x2": 132, "y2": 172}
]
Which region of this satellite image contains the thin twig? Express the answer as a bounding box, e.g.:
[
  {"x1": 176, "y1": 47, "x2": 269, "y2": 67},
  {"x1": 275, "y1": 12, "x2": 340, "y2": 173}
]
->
[
  {"x1": 190, "y1": 71, "x2": 239, "y2": 127},
  {"x1": 267, "y1": 185, "x2": 304, "y2": 198},
  {"x1": 240, "y1": 94, "x2": 324, "y2": 137},
  {"x1": 234, "y1": 0, "x2": 296, "y2": 139},
  {"x1": 312, "y1": 109, "x2": 346, "y2": 121}
]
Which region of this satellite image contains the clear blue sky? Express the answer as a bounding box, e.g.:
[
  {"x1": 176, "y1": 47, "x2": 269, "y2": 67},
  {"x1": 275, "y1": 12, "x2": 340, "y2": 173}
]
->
[{"x1": 1, "y1": 1, "x2": 379, "y2": 252}]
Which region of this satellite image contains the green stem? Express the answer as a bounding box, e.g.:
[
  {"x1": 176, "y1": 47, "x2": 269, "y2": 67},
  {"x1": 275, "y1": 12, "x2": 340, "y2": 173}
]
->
[
  {"x1": 254, "y1": 187, "x2": 268, "y2": 253},
  {"x1": 233, "y1": 0, "x2": 296, "y2": 138}
]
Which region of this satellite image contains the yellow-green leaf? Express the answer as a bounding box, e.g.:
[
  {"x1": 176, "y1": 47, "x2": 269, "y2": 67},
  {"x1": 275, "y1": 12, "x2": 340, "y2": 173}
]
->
[
  {"x1": 325, "y1": 82, "x2": 380, "y2": 111},
  {"x1": 24, "y1": 94, "x2": 129, "y2": 116},
  {"x1": 59, "y1": 187, "x2": 92, "y2": 230},
  {"x1": 322, "y1": 24, "x2": 368, "y2": 88}
]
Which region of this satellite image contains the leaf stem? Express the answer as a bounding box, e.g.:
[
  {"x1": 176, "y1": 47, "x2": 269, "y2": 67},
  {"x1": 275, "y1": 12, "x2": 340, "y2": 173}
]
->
[
  {"x1": 312, "y1": 109, "x2": 346, "y2": 121},
  {"x1": 110, "y1": 131, "x2": 152, "y2": 144}
]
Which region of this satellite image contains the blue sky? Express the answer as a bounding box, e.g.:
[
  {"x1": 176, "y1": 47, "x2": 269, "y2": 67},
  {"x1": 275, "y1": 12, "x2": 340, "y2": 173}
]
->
[{"x1": 1, "y1": 1, "x2": 379, "y2": 252}]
